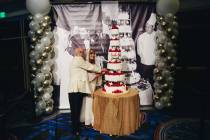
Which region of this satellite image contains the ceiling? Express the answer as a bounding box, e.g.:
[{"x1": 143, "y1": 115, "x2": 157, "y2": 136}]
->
[{"x1": 0, "y1": 0, "x2": 210, "y2": 18}]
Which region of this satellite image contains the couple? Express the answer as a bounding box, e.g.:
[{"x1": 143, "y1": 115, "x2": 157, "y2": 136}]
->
[{"x1": 68, "y1": 47, "x2": 107, "y2": 136}]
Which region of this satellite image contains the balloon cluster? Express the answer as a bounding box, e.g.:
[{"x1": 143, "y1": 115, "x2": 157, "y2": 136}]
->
[
  {"x1": 154, "y1": 0, "x2": 179, "y2": 109},
  {"x1": 26, "y1": 0, "x2": 54, "y2": 115}
]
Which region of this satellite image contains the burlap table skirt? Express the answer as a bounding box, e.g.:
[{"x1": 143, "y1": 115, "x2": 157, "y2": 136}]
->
[{"x1": 93, "y1": 88, "x2": 141, "y2": 136}]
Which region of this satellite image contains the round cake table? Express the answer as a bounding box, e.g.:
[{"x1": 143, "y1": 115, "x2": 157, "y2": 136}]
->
[{"x1": 92, "y1": 88, "x2": 141, "y2": 136}]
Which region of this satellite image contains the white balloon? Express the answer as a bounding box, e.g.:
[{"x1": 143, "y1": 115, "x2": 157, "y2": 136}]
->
[
  {"x1": 42, "y1": 92, "x2": 52, "y2": 101},
  {"x1": 29, "y1": 20, "x2": 40, "y2": 31},
  {"x1": 41, "y1": 36, "x2": 51, "y2": 46},
  {"x1": 156, "y1": 0, "x2": 180, "y2": 15},
  {"x1": 46, "y1": 31, "x2": 54, "y2": 39},
  {"x1": 35, "y1": 44, "x2": 44, "y2": 53},
  {"x1": 45, "y1": 85, "x2": 53, "y2": 93},
  {"x1": 44, "y1": 60, "x2": 54, "y2": 66},
  {"x1": 26, "y1": 0, "x2": 51, "y2": 15},
  {"x1": 33, "y1": 13, "x2": 44, "y2": 22},
  {"x1": 36, "y1": 100, "x2": 46, "y2": 109},
  {"x1": 41, "y1": 65, "x2": 51, "y2": 73}
]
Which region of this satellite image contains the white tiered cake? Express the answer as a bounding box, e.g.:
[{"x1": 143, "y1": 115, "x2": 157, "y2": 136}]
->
[
  {"x1": 118, "y1": 12, "x2": 141, "y2": 86},
  {"x1": 102, "y1": 24, "x2": 128, "y2": 94}
]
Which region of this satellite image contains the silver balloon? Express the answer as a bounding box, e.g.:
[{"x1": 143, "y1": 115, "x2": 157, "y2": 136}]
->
[
  {"x1": 42, "y1": 92, "x2": 52, "y2": 101},
  {"x1": 43, "y1": 15, "x2": 51, "y2": 23},
  {"x1": 36, "y1": 100, "x2": 46, "y2": 110},
  {"x1": 45, "y1": 85, "x2": 53, "y2": 93},
  {"x1": 155, "y1": 89, "x2": 163, "y2": 94},
  {"x1": 166, "y1": 102, "x2": 172, "y2": 107},
  {"x1": 36, "y1": 59, "x2": 43, "y2": 66},
  {"x1": 154, "y1": 82, "x2": 160, "y2": 89},
  {"x1": 44, "y1": 46, "x2": 52, "y2": 52},
  {"x1": 29, "y1": 20, "x2": 40, "y2": 31},
  {"x1": 35, "y1": 107, "x2": 43, "y2": 116},
  {"x1": 33, "y1": 13, "x2": 44, "y2": 22},
  {"x1": 155, "y1": 101, "x2": 164, "y2": 110},
  {"x1": 157, "y1": 62, "x2": 165, "y2": 69},
  {"x1": 160, "y1": 96, "x2": 170, "y2": 103},
  {"x1": 28, "y1": 30, "x2": 35, "y2": 38},
  {"x1": 31, "y1": 79, "x2": 37, "y2": 85},
  {"x1": 36, "y1": 29, "x2": 43, "y2": 35},
  {"x1": 162, "y1": 70, "x2": 170, "y2": 77},
  {"x1": 44, "y1": 59, "x2": 54, "y2": 67},
  {"x1": 31, "y1": 36, "x2": 37, "y2": 42},
  {"x1": 46, "y1": 31, "x2": 54, "y2": 39},
  {"x1": 36, "y1": 73, "x2": 45, "y2": 83},
  {"x1": 41, "y1": 36, "x2": 51, "y2": 46},
  {"x1": 41, "y1": 52, "x2": 48, "y2": 59},
  {"x1": 30, "y1": 44, "x2": 35, "y2": 49},
  {"x1": 35, "y1": 44, "x2": 44, "y2": 53},
  {"x1": 43, "y1": 80, "x2": 51, "y2": 87},
  {"x1": 45, "y1": 106, "x2": 53, "y2": 114},
  {"x1": 166, "y1": 89, "x2": 174, "y2": 95},
  {"x1": 44, "y1": 73, "x2": 52, "y2": 80},
  {"x1": 29, "y1": 59, "x2": 36, "y2": 66},
  {"x1": 29, "y1": 51, "x2": 36, "y2": 58},
  {"x1": 46, "y1": 99, "x2": 54, "y2": 106},
  {"x1": 37, "y1": 86, "x2": 44, "y2": 93},
  {"x1": 28, "y1": 15, "x2": 33, "y2": 21}
]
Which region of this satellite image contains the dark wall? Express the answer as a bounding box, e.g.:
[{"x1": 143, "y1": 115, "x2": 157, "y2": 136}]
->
[
  {"x1": 173, "y1": 8, "x2": 210, "y2": 117},
  {"x1": 0, "y1": 16, "x2": 29, "y2": 92},
  {"x1": 0, "y1": 16, "x2": 35, "y2": 139}
]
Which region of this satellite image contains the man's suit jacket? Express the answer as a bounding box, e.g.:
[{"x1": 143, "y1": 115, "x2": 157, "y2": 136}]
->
[{"x1": 68, "y1": 56, "x2": 101, "y2": 94}]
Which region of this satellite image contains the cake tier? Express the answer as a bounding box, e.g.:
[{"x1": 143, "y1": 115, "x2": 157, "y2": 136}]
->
[
  {"x1": 122, "y1": 62, "x2": 137, "y2": 71},
  {"x1": 120, "y1": 38, "x2": 135, "y2": 48},
  {"x1": 119, "y1": 25, "x2": 132, "y2": 33},
  {"x1": 125, "y1": 72, "x2": 141, "y2": 85},
  {"x1": 110, "y1": 39, "x2": 120, "y2": 46},
  {"x1": 108, "y1": 51, "x2": 121, "y2": 60},
  {"x1": 107, "y1": 62, "x2": 122, "y2": 70},
  {"x1": 111, "y1": 29, "x2": 119, "y2": 35},
  {"x1": 105, "y1": 72, "x2": 125, "y2": 82},
  {"x1": 121, "y1": 50, "x2": 136, "y2": 59},
  {"x1": 103, "y1": 83, "x2": 128, "y2": 94},
  {"x1": 118, "y1": 12, "x2": 129, "y2": 20}
]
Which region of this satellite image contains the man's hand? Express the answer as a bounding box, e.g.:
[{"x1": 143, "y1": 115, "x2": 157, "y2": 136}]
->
[{"x1": 101, "y1": 68, "x2": 108, "y2": 74}]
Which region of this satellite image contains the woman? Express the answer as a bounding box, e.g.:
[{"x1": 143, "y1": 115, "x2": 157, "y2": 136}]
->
[{"x1": 80, "y1": 48, "x2": 102, "y2": 126}]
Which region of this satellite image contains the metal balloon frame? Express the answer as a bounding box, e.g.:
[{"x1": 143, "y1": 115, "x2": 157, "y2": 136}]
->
[
  {"x1": 28, "y1": 13, "x2": 55, "y2": 116},
  {"x1": 154, "y1": 13, "x2": 178, "y2": 109}
]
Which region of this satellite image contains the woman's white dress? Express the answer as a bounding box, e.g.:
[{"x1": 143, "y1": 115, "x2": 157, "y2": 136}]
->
[{"x1": 80, "y1": 72, "x2": 102, "y2": 125}]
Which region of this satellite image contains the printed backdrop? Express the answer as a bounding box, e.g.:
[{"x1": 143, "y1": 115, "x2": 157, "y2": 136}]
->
[{"x1": 52, "y1": 1, "x2": 155, "y2": 109}]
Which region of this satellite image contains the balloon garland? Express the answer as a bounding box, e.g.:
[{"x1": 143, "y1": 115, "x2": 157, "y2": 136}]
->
[
  {"x1": 26, "y1": 0, "x2": 55, "y2": 115},
  {"x1": 154, "y1": 0, "x2": 179, "y2": 109}
]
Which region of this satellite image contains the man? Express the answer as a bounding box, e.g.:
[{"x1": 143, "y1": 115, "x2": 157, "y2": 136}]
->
[
  {"x1": 137, "y1": 13, "x2": 157, "y2": 87},
  {"x1": 68, "y1": 47, "x2": 106, "y2": 135}
]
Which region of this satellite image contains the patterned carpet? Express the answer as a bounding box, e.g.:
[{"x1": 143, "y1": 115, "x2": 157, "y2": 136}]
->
[
  {"x1": 10, "y1": 110, "x2": 172, "y2": 140},
  {"x1": 154, "y1": 119, "x2": 210, "y2": 140}
]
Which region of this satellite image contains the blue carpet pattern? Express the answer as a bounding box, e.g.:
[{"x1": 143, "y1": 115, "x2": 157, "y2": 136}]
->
[
  {"x1": 11, "y1": 111, "x2": 172, "y2": 140},
  {"x1": 155, "y1": 119, "x2": 210, "y2": 140}
]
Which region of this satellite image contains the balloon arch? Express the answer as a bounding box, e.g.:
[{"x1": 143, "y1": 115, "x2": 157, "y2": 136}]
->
[{"x1": 26, "y1": 0, "x2": 179, "y2": 115}]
